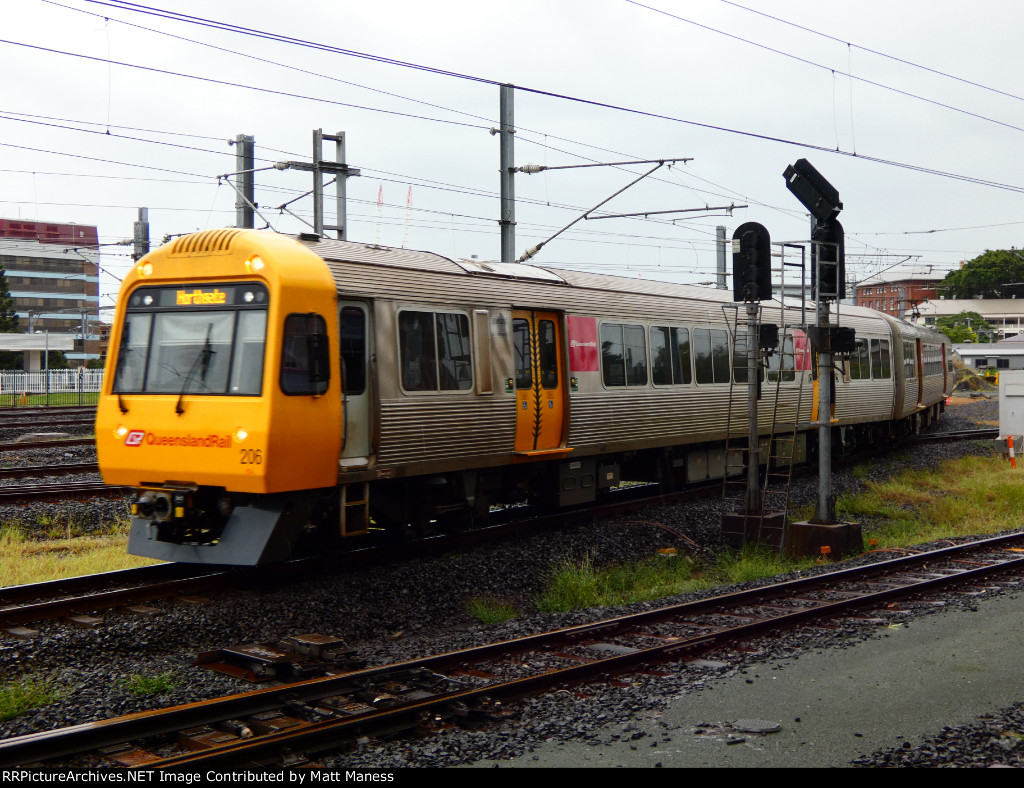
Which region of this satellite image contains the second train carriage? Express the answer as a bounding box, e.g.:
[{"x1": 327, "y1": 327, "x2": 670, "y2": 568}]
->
[{"x1": 95, "y1": 229, "x2": 954, "y2": 564}]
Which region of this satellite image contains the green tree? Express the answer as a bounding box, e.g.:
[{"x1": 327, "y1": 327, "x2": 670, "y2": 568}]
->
[
  {"x1": 934, "y1": 311, "x2": 993, "y2": 343},
  {"x1": 940, "y1": 249, "x2": 1024, "y2": 299}
]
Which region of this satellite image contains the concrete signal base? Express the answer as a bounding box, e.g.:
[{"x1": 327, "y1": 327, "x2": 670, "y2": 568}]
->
[
  {"x1": 721, "y1": 512, "x2": 787, "y2": 550},
  {"x1": 785, "y1": 520, "x2": 863, "y2": 559}
]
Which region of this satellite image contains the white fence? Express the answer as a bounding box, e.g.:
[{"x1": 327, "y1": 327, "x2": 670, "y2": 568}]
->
[{"x1": 0, "y1": 369, "x2": 103, "y2": 396}]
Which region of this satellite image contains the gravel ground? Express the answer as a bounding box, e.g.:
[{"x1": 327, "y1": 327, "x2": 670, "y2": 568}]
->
[{"x1": 0, "y1": 396, "x2": 1019, "y2": 768}]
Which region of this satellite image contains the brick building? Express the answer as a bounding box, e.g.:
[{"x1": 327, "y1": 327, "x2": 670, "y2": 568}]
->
[{"x1": 855, "y1": 270, "x2": 943, "y2": 318}]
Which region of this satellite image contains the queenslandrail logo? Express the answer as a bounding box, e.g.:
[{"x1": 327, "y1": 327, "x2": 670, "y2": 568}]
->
[
  {"x1": 569, "y1": 339, "x2": 597, "y2": 348},
  {"x1": 176, "y1": 288, "x2": 227, "y2": 306},
  {"x1": 124, "y1": 431, "x2": 232, "y2": 448}
]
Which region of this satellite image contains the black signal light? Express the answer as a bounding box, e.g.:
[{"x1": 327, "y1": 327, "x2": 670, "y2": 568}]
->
[
  {"x1": 811, "y1": 219, "x2": 845, "y2": 301},
  {"x1": 732, "y1": 221, "x2": 772, "y2": 302}
]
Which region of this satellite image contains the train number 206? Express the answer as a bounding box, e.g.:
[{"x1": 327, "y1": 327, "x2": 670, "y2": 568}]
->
[{"x1": 240, "y1": 448, "x2": 263, "y2": 465}]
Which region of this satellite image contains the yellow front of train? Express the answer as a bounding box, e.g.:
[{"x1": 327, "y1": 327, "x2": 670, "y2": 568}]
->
[{"x1": 96, "y1": 229, "x2": 343, "y2": 564}]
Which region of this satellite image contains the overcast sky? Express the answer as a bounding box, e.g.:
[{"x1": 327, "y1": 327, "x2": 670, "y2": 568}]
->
[{"x1": 4, "y1": 0, "x2": 1024, "y2": 315}]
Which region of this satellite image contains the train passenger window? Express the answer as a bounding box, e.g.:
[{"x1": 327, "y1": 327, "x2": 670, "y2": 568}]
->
[
  {"x1": 693, "y1": 328, "x2": 730, "y2": 384},
  {"x1": 280, "y1": 313, "x2": 330, "y2": 395},
  {"x1": 513, "y1": 318, "x2": 532, "y2": 389},
  {"x1": 903, "y1": 340, "x2": 916, "y2": 380},
  {"x1": 651, "y1": 326, "x2": 692, "y2": 385},
  {"x1": 339, "y1": 306, "x2": 366, "y2": 396},
  {"x1": 601, "y1": 323, "x2": 647, "y2": 387},
  {"x1": 436, "y1": 313, "x2": 472, "y2": 390},
  {"x1": 766, "y1": 334, "x2": 796, "y2": 382},
  {"x1": 538, "y1": 320, "x2": 559, "y2": 389},
  {"x1": 400, "y1": 311, "x2": 437, "y2": 391},
  {"x1": 870, "y1": 339, "x2": 891, "y2": 379},
  {"x1": 601, "y1": 324, "x2": 626, "y2": 386},
  {"x1": 848, "y1": 339, "x2": 870, "y2": 380},
  {"x1": 399, "y1": 310, "x2": 472, "y2": 392},
  {"x1": 921, "y1": 346, "x2": 933, "y2": 376}
]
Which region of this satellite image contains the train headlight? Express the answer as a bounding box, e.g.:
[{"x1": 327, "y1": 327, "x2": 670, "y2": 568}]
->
[
  {"x1": 137, "y1": 262, "x2": 153, "y2": 278},
  {"x1": 245, "y1": 255, "x2": 265, "y2": 273},
  {"x1": 115, "y1": 425, "x2": 128, "y2": 439},
  {"x1": 136, "y1": 494, "x2": 155, "y2": 517},
  {"x1": 234, "y1": 427, "x2": 248, "y2": 442}
]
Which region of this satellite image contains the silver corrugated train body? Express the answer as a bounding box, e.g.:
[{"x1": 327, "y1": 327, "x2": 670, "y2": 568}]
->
[{"x1": 101, "y1": 231, "x2": 953, "y2": 564}]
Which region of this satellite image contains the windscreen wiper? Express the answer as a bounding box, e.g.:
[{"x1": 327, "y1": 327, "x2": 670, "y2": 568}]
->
[{"x1": 176, "y1": 323, "x2": 214, "y2": 415}]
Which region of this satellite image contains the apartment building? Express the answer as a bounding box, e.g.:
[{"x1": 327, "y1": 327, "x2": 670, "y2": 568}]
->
[{"x1": 0, "y1": 218, "x2": 101, "y2": 365}]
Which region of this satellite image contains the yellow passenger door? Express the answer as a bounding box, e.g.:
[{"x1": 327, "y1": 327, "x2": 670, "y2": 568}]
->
[{"x1": 512, "y1": 310, "x2": 568, "y2": 454}]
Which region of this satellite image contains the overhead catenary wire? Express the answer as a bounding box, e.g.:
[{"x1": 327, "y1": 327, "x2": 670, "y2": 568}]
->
[
  {"x1": 2, "y1": 0, "x2": 1007, "y2": 282},
  {"x1": 717, "y1": 0, "x2": 1024, "y2": 105},
  {"x1": 623, "y1": 0, "x2": 1024, "y2": 135},
  {"x1": 12, "y1": 5, "x2": 1024, "y2": 197}
]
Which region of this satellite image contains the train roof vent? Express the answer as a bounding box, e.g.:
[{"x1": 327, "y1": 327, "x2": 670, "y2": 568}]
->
[
  {"x1": 454, "y1": 258, "x2": 565, "y2": 283},
  {"x1": 170, "y1": 229, "x2": 243, "y2": 255}
]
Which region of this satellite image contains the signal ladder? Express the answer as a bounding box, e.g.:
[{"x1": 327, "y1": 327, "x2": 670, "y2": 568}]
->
[{"x1": 721, "y1": 246, "x2": 811, "y2": 552}]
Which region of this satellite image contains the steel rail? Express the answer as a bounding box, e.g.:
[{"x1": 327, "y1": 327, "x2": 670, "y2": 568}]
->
[
  {"x1": 0, "y1": 480, "x2": 129, "y2": 501},
  {"x1": 0, "y1": 462, "x2": 98, "y2": 479},
  {"x1": 3, "y1": 530, "x2": 1023, "y2": 768},
  {"x1": 0, "y1": 438, "x2": 94, "y2": 453}
]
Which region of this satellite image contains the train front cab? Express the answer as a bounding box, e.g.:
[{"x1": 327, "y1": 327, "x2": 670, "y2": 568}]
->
[{"x1": 96, "y1": 230, "x2": 343, "y2": 565}]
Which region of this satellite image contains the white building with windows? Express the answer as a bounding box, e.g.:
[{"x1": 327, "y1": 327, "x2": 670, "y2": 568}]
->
[{"x1": 911, "y1": 298, "x2": 1024, "y2": 340}]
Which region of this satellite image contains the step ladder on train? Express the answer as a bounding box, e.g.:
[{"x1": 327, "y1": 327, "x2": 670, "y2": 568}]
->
[{"x1": 340, "y1": 482, "x2": 370, "y2": 537}]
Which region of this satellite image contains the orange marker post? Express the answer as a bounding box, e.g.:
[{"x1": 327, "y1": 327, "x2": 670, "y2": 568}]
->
[{"x1": 1009, "y1": 436, "x2": 1017, "y2": 469}]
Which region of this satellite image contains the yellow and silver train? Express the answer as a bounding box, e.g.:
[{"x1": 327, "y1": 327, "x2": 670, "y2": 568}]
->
[{"x1": 96, "y1": 229, "x2": 953, "y2": 564}]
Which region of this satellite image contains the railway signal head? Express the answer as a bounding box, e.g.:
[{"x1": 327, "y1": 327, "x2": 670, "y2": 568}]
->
[
  {"x1": 732, "y1": 221, "x2": 772, "y2": 302},
  {"x1": 783, "y1": 159, "x2": 842, "y2": 222},
  {"x1": 811, "y1": 218, "x2": 846, "y2": 301}
]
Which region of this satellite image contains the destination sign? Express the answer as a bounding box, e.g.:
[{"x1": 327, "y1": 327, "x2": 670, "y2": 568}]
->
[
  {"x1": 126, "y1": 282, "x2": 268, "y2": 310},
  {"x1": 176, "y1": 288, "x2": 228, "y2": 306}
]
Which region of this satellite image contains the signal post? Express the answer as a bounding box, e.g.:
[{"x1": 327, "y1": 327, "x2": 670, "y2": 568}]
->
[
  {"x1": 720, "y1": 221, "x2": 787, "y2": 550},
  {"x1": 783, "y1": 160, "x2": 863, "y2": 559}
]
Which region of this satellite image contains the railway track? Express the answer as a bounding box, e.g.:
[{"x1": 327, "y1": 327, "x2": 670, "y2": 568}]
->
[
  {"x1": 0, "y1": 437, "x2": 94, "y2": 453},
  {"x1": 0, "y1": 480, "x2": 129, "y2": 502},
  {"x1": 0, "y1": 406, "x2": 96, "y2": 431},
  {"x1": 0, "y1": 406, "x2": 95, "y2": 420},
  {"x1": 0, "y1": 423, "x2": 1003, "y2": 630},
  {"x1": 909, "y1": 427, "x2": 1000, "y2": 443},
  {"x1": 0, "y1": 461, "x2": 98, "y2": 479},
  {"x1": 0, "y1": 481, "x2": 705, "y2": 632},
  {"x1": 2, "y1": 531, "x2": 1022, "y2": 768},
  {"x1": 0, "y1": 425, "x2": 1004, "y2": 632}
]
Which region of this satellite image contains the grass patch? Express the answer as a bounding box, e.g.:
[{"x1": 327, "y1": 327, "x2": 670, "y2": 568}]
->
[
  {"x1": 536, "y1": 454, "x2": 1019, "y2": 613},
  {"x1": 0, "y1": 517, "x2": 162, "y2": 588},
  {"x1": 712, "y1": 545, "x2": 817, "y2": 585},
  {"x1": 837, "y1": 454, "x2": 1024, "y2": 549},
  {"x1": 122, "y1": 672, "x2": 178, "y2": 696},
  {"x1": 537, "y1": 551, "x2": 717, "y2": 613},
  {"x1": 466, "y1": 596, "x2": 520, "y2": 625},
  {"x1": 0, "y1": 675, "x2": 66, "y2": 722}
]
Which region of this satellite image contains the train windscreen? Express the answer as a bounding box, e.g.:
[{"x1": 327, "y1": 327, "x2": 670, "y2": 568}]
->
[{"x1": 113, "y1": 283, "x2": 268, "y2": 396}]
